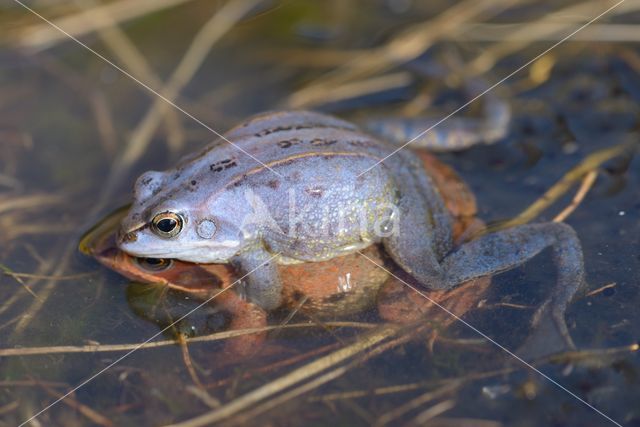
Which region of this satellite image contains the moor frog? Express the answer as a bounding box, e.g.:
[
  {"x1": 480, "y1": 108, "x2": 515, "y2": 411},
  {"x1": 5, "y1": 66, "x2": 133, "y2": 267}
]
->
[
  {"x1": 117, "y1": 110, "x2": 585, "y2": 358},
  {"x1": 86, "y1": 152, "x2": 495, "y2": 356}
]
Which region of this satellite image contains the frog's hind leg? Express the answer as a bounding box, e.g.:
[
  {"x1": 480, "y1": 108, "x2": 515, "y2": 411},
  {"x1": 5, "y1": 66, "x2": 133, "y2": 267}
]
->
[
  {"x1": 385, "y1": 222, "x2": 585, "y2": 358},
  {"x1": 452, "y1": 222, "x2": 584, "y2": 357},
  {"x1": 381, "y1": 156, "x2": 455, "y2": 290}
]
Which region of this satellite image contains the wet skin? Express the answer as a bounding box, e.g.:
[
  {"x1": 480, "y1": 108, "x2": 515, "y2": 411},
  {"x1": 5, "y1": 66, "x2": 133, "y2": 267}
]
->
[
  {"x1": 83, "y1": 153, "x2": 492, "y2": 356},
  {"x1": 117, "y1": 110, "x2": 586, "y2": 354}
]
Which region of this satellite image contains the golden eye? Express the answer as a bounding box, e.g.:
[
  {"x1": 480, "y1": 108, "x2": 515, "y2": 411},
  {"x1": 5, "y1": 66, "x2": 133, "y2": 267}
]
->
[
  {"x1": 151, "y1": 212, "x2": 183, "y2": 238},
  {"x1": 136, "y1": 257, "x2": 173, "y2": 272}
]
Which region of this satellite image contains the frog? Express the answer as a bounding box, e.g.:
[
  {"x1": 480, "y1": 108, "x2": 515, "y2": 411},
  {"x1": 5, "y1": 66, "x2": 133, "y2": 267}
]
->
[
  {"x1": 84, "y1": 151, "x2": 496, "y2": 356},
  {"x1": 117, "y1": 108, "x2": 585, "y2": 358},
  {"x1": 97, "y1": 146, "x2": 580, "y2": 359}
]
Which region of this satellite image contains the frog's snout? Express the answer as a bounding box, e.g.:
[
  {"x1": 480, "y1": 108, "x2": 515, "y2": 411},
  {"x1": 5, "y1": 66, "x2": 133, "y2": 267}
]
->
[{"x1": 118, "y1": 211, "x2": 145, "y2": 247}]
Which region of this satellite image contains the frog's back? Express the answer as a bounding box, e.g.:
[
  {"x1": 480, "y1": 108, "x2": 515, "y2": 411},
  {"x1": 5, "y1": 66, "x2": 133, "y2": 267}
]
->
[
  {"x1": 225, "y1": 110, "x2": 360, "y2": 140},
  {"x1": 180, "y1": 111, "x2": 403, "y2": 196},
  {"x1": 169, "y1": 112, "x2": 449, "y2": 234}
]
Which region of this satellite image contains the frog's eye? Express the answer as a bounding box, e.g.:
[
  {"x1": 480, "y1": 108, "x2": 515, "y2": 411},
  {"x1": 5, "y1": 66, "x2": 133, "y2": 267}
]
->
[
  {"x1": 151, "y1": 212, "x2": 184, "y2": 238},
  {"x1": 136, "y1": 257, "x2": 173, "y2": 272}
]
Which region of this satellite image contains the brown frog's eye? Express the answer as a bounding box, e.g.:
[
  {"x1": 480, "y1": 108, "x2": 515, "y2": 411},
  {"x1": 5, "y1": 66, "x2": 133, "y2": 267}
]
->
[
  {"x1": 151, "y1": 212, "x2": 183, "y2": 238},
  {"x1": 136, "y1": 257, "x2": 173, "y2": 272}
]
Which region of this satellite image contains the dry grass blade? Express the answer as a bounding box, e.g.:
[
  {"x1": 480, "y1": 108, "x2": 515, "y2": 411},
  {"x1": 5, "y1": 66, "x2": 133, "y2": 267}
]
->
[
  {"x1": 16, "y1": 0, "x2": 197, "y2": 51},
  {"x1": 205, "y1": 343, "x2": 342, "y2": 390},
  {"x1": 308, "y1": 380, "x2": 441, "y2": 403},
  {"x1": 0, "y1": 193, "x2": 65, "y2": 215},
  {"x1": 282, "y1": 71, "x2": 413, "y2": 110},
  {"x1": 37, "y1": 380, "x2": 114, "y2": 427},
  {"x1": 585, "y1": 282, "x2": 616, "y2": 297},
  {"x1": 99, "y1": 0, "x2": 263, "y2": 212},
  {"x1": 0, "y1": 263, "x2": 40, "y2": 299},
  {"x1": 1, "y1": 272, "x2": 94, "y2": 281},
  {"x1": 0, "y1": 248, "x2": 57, "y2": 318},
  {"x1": 117, "y1": 0, "x2": 262, "y2": 169},
  {"x1": 0, "y1": 321, "x2": 375, "y2": 357},
  {"x1": 552, "y1": 170, "x2": 598, "y2": 222},
  {"x1": 427, "y1": 417, "x2": 502, "y2": 427},
  {"x1": 484, "y1": 139, "x2": 637, "y2": 233},
  {"x1": 0, "y1": 192, "x2": 72, "y2": 249},
  {"x1": 277, "y1": 295, "x2": 308, "y2": 329},
  {"x1": 286, "y1": 0, "x2": 519, "y2": 108},
  {"x1": 3, "y1": 223, "x2": 76, "y2": 242},
  {"x1": 12, "y1": 244, "x2": 75, "y2": 335},
  {"x1": 466, "y1": 0, "x2": 633, "y2": 76},
  {"x1": 178, "y1": 335, "x2": 206, "y2": 390},
  {"x1": 374, "y1": 382, "x2": 461, "y2": 426},
  {"x1": 88, "y1": 91, "x2": 119, "y2": 157},
  {"x1": 225, "y1": 365, "x2": 350, "y2": 426},
  {"x1": 0, "y1": 401, "x2": 19, "y2": 417},
  {"x1": 308, "y1": 344, "x2": 630, "y2": 405},
  {"x1": 407, "y1": 399, "x2": 457, "y2": 426},
  {"x1": 74, "y1": 0, "x2": 185, "y2": 153},
  {"x1": 185, "y1": 386, "x2": 221, "y2": 409},
  {"x1": 224, "y1": 324, "x2": 431, "y2": 425},
  {"x1": 456, "y1": 23, "x2": 640, "y2": 43},
  {"x1": 0, "y1": 317, "x2": 21, "y2": 333},
  {"x1": 260, "y1": 47, "x2": 369, "y2": 68},
  {"x1": 546, "y1": 343, "x2": 639, "y2": 368},
  {"x1": 164, "y1": 324, "x2": 404, "y2": 427}
]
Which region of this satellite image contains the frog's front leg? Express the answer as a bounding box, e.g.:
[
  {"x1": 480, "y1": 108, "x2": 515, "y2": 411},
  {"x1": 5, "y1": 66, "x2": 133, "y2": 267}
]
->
[
  {"x1": 232, "y1": 248, "x2": 282, "y2": 310},
  {"x1": 385, "y1": 222, "x2": 585, "y2": 357}
]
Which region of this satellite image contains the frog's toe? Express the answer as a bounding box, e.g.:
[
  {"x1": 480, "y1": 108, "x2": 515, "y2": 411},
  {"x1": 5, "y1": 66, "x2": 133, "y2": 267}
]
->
[{"x1": 516, "y1": 301, "x2": 576, "y2": 360}]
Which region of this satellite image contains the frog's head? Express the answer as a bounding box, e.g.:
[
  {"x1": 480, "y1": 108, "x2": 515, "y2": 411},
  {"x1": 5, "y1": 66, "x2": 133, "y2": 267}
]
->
[{"x1": 117, "y1": 170, "x2": 242, "y2": 263}]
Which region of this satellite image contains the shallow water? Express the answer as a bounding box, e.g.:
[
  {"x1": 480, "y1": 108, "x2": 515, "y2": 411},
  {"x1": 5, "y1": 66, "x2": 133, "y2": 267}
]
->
[{"x1": 0, "y1": 1, "x2": 639, "y2": 426}]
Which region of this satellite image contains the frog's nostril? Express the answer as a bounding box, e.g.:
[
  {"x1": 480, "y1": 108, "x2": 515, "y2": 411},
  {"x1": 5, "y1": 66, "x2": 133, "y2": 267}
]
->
[{"x1": 120, "y1": 231, "x2": 138, "y2": 244}]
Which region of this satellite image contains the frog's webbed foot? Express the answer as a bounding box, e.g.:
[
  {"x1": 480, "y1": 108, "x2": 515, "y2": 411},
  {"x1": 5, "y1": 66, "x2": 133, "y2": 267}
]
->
[
  {"x1": 387, "y1": 222, "x2": 585, "y2": 359},
  {"x1": 515, "y1": 299, "x2": 576, "y2": 360},
  {"x1": 233, "y1": 250, "x2": 282, "y2": 310}
]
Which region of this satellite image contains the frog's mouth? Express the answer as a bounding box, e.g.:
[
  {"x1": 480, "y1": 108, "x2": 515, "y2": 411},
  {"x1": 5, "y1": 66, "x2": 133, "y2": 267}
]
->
[{"x1": 119, "y1": 233, "x2": 238, "y2": 264}]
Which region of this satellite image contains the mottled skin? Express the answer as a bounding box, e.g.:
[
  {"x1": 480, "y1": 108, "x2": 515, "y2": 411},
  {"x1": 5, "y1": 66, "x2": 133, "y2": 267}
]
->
[{"x1": 117, "y1": 111, "x2": 585, "y2": 356}]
